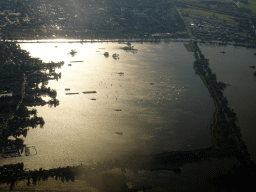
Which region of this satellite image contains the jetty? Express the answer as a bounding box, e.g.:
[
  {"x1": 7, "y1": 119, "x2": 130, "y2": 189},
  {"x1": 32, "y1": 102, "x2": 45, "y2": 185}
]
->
[
  {"x1": 66, "y1": 93, "x2": 79, "y2": 95},
  {"x1": 82, "y1": 91, "x2": 97, "y2": 94}
]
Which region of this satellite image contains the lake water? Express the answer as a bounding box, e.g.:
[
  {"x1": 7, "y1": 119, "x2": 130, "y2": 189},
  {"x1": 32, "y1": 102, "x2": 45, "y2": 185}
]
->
[
  {"x1": 2, "y1": 40, "x2": 256, "y2": 191},
  {"x1": 2, "y1": 41, "x2": 256, "y2": 173},
  {"x1": 200, "y1": 44, "x2": 256, "y2": 160},
  {"x1": 1, "y1": 41, "x2": 216, "y2": 170}
]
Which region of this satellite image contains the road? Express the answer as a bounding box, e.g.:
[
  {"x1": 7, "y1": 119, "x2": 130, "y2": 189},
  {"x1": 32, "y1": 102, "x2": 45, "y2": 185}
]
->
[
  {"x1": 176, "y1": 7, "x2": 193, "y2": 38},
  {"x1": 235, "y1": 1, "x2": 240, "y2": 8}
]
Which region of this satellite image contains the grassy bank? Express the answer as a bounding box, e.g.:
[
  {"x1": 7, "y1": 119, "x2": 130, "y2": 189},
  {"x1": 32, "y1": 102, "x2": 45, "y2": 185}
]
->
[{"x1": 181, "y1": 8, "x2": 238, "y2": 23}]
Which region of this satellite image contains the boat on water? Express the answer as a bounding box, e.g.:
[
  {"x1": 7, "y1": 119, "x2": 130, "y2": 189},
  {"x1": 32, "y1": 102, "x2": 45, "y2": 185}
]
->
[
  {"x1": 115, "y1": 132, "x2": 123, "y2": 135},
  {"x1": 220, "y1": 51, "x2": 225, "y2": 53},
  {"x1": 117, "y1": 72, "x2": 124, "y2": 76}
]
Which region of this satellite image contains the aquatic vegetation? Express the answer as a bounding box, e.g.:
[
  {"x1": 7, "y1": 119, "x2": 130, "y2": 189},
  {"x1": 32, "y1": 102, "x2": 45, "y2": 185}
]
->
[
  {"x1": 112, "y1": 53, "x2": 119, "y2": 60},
  {"x1": 104, "y1": 52, "x2": 109, "y2": 57},
  {"x1": 69, "y1": 49, "x2": 77, "y2": 57}
]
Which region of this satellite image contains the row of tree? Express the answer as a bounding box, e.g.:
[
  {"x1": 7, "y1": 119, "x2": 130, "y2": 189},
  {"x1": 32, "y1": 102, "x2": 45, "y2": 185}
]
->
[{"x1": 0, "y1": 42, "x2": 61, "y2": 162}]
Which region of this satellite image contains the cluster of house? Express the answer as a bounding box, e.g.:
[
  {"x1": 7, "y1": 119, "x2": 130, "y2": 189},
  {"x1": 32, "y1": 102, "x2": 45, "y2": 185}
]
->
[
  {"x1": 0, "y1": 0, "x2": 30, "y2": 27},
  {"x1": 184, "y1": 15, "x2": 254, "y2": 43},
  {"x1": 2, "y1": 0, "x2": 255, "y2": 43},
  {"x1": 0, "y1": 0, "x2": 68, "y2": 27},
  {"x1": 0, "y1": 0, "x2": 189, "y2": 40}
]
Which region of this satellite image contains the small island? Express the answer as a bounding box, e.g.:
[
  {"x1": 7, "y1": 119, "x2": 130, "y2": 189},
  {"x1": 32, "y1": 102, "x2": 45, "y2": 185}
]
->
[
  {"x1": 122, "y1": 42, "x2": 138, "y2": 51},
  {"x1": 104, "y1": 52, "x2": 109, "y2": 57}
]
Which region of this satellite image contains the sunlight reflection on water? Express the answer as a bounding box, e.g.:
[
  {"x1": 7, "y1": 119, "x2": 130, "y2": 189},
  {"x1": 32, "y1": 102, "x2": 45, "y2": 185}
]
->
[{"x1": 1, "y1": 41, "x2": 215, "y2": 169}]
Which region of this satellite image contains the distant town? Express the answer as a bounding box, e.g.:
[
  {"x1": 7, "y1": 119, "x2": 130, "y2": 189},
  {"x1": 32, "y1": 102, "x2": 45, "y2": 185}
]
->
[{"x1": 0, "y1": 0, "x2": 255, "y2": 44}]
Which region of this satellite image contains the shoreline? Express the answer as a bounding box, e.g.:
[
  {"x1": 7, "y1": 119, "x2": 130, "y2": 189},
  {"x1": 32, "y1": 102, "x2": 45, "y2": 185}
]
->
[{"x1": 2, "y1": 39, "x2": 255, "y2": 50}]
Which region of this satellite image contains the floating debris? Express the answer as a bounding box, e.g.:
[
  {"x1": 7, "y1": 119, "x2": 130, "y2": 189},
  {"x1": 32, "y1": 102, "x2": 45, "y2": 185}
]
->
[
  {"x1": 118, "y1": 72, "x2": 124, "y2": 76},
  {"x1": 149, "y1": 83, "x2": 154, "y2": 85},
  {"x1": 66, "y1": 93, "x2": 79, "y2": 95},
  {"x1": 104, "y1": 52, "x2": 109, "y2": 57},
  {"x1": 220, "y1": 51, "x2": 225, "y2": 53},
  {"x1": 115, "y1": 132, "x2": 123, "y2": 135},
  {"x1": 68, "y1": 64, "x2": 72, "y2": 66},
  {"x1": 249, "y1": 66, "x2": 255, "y2": 69},
  {"x1": 90, "y1": 98, "x2": 96, "y2": 100},
  {"x1": 65, "y1": 88, "x2": 70, "y2": 91},
  {"x1": 82, "y1": 91, "x2": 97, "y2": 94},
  {"x1": 114, "y1": 109, "x2": 122, "y2": 111}
]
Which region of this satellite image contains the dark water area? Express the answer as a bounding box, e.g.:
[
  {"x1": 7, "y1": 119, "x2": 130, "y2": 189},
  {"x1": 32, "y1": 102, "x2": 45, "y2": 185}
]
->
[{"x1": 200, "y1": 44, "x2": 256, "y2": 161}]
